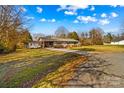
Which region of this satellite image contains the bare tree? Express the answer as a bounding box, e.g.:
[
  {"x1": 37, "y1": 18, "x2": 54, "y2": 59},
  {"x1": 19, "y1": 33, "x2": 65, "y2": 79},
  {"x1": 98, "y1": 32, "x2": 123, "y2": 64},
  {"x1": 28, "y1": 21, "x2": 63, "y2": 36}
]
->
[
  {"x1": 0, "y1": 5, "x2": 30, "y2": 53},
  {"x1": 89, "y1": 28, "x2": 104, "y2": 45},
  {"x1": 55, "y1": 26, "x2": 69, "y2": 38}
]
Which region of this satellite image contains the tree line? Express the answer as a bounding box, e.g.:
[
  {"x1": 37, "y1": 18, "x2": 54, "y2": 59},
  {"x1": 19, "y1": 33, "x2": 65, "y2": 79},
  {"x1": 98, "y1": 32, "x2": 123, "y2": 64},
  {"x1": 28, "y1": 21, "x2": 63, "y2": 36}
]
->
[
  {"x1": 54, "y1": 26, "x2": 104, "y2": 45},
  {"x1": 54, "y1": 26, "x2": 124, "y2": 45},
  {"x1": 0, "y1": 6, "x2": 32, "y2": 53}
]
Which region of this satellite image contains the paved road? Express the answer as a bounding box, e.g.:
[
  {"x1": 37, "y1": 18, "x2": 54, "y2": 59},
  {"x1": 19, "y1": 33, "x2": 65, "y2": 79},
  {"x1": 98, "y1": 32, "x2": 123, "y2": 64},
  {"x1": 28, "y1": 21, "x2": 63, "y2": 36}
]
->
[{"x1": 47, "y1": 48, "x2": 124, "y2": 87}]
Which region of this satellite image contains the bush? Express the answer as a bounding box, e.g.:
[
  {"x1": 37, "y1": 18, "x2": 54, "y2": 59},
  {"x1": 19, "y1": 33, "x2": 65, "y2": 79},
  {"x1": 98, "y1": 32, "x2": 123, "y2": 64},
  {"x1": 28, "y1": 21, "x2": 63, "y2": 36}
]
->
[{"x1": 0, "y1": 43, "x2": 16, "y2": 54}]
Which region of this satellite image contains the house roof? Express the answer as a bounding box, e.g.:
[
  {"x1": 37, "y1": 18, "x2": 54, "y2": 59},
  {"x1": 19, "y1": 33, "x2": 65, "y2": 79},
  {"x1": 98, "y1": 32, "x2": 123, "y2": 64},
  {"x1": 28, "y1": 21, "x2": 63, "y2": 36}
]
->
[
  {"x1": 54, "y1": 38, "x2": 78, "y2": 42},
  {"x1": 38, "y1": 37, "x2": 79, "y2": 42}
]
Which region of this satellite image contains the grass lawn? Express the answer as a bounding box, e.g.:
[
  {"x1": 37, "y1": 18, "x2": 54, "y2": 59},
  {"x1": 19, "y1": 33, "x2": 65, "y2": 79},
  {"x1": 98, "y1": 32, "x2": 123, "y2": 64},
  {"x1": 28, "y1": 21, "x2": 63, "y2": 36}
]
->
[
  {"x1": 0, "y1": 49, "x2": 63, "y2": 64},
  {"x1": 70, "y1": 45, "x2": 124, "y2": 52},
  {"x1": 0, "y1": 49, "x2": 82, "y2": 88}
]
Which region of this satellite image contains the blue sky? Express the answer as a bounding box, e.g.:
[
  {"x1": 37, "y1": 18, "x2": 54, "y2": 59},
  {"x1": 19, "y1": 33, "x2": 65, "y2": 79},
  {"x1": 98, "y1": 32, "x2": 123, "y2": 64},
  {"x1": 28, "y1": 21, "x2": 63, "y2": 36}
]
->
[{"x1": 20, "y1": 5, "x2": 124, "y2": 35}]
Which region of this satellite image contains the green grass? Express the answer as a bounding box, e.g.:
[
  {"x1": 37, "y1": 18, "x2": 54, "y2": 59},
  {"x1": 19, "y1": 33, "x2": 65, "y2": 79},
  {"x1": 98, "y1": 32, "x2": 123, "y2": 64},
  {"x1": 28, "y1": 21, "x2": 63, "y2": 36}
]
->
[
  {"x1": 0, "y1": 49, "x2": 81, "y2": 87},
  {"x1": 0, "y1": 49, "x2": 63, "y2": 64},
  {"x1": 70, "y1": 45, "x2": 124, "y2": 52}
]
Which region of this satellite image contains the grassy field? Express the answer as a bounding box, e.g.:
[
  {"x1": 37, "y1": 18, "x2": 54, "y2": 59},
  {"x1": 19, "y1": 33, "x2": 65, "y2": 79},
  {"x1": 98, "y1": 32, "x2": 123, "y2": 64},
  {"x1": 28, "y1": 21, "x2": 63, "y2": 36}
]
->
[
  {"x1": 70, "y1": 45, "x2": 124, "y2": 52},
  {"x1": 0, "y1": 49, "x2": 82, "y2": 88}
]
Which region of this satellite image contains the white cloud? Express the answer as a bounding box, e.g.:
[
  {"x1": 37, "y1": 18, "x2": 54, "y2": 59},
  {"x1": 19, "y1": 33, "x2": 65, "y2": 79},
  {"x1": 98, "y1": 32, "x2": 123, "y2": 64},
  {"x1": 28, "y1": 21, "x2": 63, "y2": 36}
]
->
[
  {"x1": 99, "y1": 19, "x2": 110, "y2": 25},
  {"x1": 111, "y1": 5, "x2": 118, "y2": 8},
  {"x1": 57, "y1": 5, "x2": 89, "y2": 16},
  {"x1": 64, "y1": 11, "x2": 77, "y2": 15},
  {"x1": 93, "y1": 13, "x2": 96, "y2": 16},
  {"x1": 51, "y1": 19, "x2": 56, "y2": 22},
  {"x1": 40, "y1": 18, "x2": 46, "y2": 22},
  {"x1": 20, "y1": 6, "x2": 27, "y2": 12},
  {"x1": 73, "y1": 20, "x2": 79, "y2": 23},
  {"x1": 37, "y1": 7, "x2": 43, "y2": 13},
  {"x1": 101, "y1": 13, "x2": 107, "y2": 18},
  {"x1": 48, "y1": 19, "x2": 56, "y2": 23},
  {"x1": 57, "y1": 5, "x2": 89, "y2": 12},
  {"x1": 40, "y1": 18, "x2": 56, "y2": 23},
  {"x1": 25, "y1": 16, "x2": 34, "y2": 20},
  {"x1": 57, "y1": 5, "x2": 68, "y2": 11},
  {"x1": 111, "y1": 12, "x2": 118, "y2": 18},
  {"x1": 90, "y1": 6, "x2": 95, "y2": 11},
  {"x1": 77, "y1": 16, "x2": 97, "y2": 23}
]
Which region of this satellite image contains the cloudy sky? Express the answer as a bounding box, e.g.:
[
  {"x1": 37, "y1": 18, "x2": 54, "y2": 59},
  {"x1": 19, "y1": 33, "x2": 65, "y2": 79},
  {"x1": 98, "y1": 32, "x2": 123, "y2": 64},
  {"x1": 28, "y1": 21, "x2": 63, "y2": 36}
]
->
[{"x1": 21, "y1": 5, "x2": 124, "y2": 35}]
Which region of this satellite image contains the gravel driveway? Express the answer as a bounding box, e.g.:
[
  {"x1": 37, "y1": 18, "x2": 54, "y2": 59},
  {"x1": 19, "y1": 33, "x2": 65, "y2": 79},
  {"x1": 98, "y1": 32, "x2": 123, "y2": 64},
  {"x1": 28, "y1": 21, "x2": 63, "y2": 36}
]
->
[
  {"x1": 46, "y1": 48, "x2": 89, "y2": 55},
  {"x1": 47, "y1": 48, "x2": 124, "y2": 87},
  {"x1": 65, "y1": 52, "x2": 124, "y2": 88},
  {"x1": 94, "y1": 52, "x2": 124, "y2": 76}
]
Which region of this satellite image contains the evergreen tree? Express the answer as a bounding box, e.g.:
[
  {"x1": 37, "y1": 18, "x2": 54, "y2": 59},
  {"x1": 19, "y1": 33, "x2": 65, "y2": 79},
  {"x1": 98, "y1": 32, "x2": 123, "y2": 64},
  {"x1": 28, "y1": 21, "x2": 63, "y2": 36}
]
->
[{"x1": 67, "y1": 31, "x2": 79, "y2": 40}]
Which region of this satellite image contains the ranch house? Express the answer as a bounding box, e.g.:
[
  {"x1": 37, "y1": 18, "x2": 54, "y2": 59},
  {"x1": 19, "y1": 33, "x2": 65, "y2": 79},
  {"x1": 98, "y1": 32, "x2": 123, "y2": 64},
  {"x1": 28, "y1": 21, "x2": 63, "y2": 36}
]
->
[{"x1": 28, "y1": 37, "x2": 79, "y2": 48}]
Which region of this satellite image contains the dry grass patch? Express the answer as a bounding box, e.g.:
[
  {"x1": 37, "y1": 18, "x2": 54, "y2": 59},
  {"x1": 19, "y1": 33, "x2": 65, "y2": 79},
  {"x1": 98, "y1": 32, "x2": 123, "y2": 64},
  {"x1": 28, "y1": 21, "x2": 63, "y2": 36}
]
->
[{"x1": 33, "y1": 56, "x2": 87, "y2": 88}]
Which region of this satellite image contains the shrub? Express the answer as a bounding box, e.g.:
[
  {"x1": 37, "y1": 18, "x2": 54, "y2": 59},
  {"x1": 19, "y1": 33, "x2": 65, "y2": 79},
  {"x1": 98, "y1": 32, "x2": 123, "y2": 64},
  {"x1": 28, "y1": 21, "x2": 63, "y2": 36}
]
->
[{"x1": 0, "y1": 43, "x2": 16, "y2": 54}]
